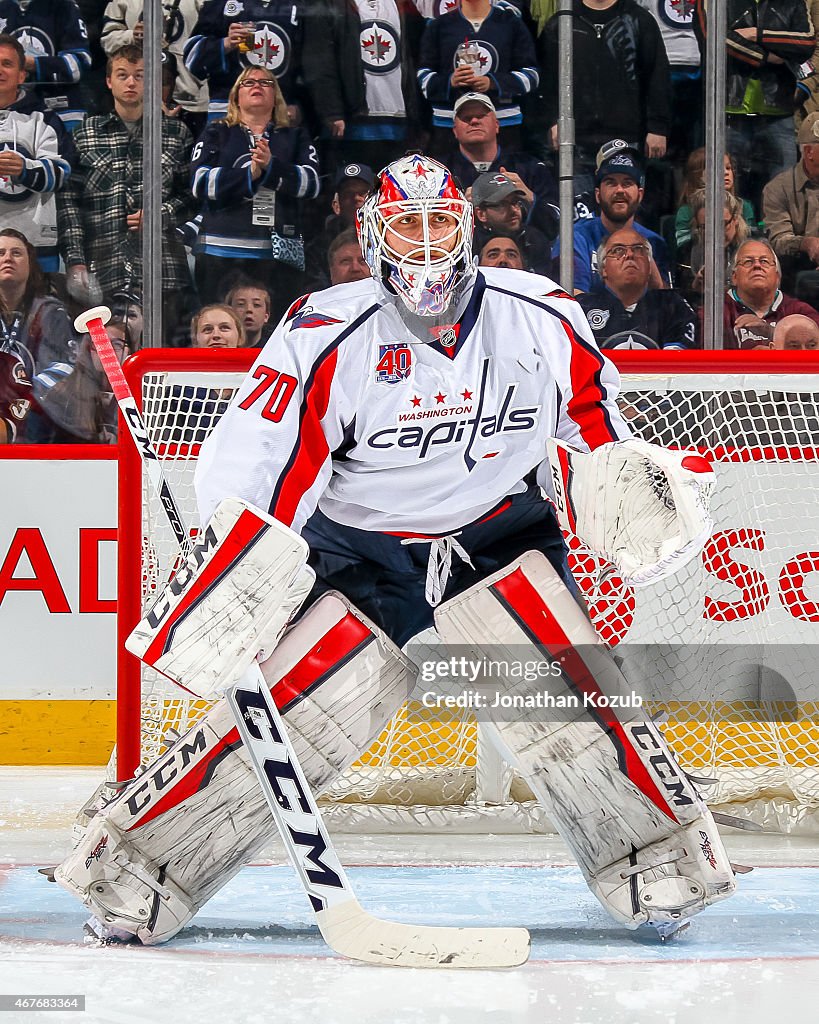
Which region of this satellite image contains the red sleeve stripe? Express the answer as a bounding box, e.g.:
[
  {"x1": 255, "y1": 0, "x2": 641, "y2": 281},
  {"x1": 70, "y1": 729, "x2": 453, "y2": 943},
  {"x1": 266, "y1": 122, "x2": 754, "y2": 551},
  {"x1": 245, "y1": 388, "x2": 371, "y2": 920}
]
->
[
  {"x1": 271, "y1": 346, "x2": 339, "y2": 527},
  {"x1": 270, "y1": 304, "x2": 379, "y2": 527},
  {"x1": 129, "y1": 613, "x2": 374, "y2": 831},
  {"x1": 490, "y1": 567, "x2": 679, "y2": 824},
  {"x1": 562, "y1": 319, "x2": 620, "y2": 448}
]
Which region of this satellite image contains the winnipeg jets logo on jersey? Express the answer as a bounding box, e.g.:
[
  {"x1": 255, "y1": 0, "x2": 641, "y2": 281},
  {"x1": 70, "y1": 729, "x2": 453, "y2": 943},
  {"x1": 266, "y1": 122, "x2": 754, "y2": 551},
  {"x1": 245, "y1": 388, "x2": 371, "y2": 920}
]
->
[
  {"x1": 360, "y1": 21, "x2": 399, "y2": 74},
  {"x1": 13, "y1": 27, "x2": 53, "y2": 59},
  {"x1": 242, "y1": 23, "x2": 291, "y2": 77},
  {"x1": 450, "y1": 41, "x2": 494, "y2": 73},
  {"x1": 659, "y1": 0, "x2": 695, "y2": 27}
]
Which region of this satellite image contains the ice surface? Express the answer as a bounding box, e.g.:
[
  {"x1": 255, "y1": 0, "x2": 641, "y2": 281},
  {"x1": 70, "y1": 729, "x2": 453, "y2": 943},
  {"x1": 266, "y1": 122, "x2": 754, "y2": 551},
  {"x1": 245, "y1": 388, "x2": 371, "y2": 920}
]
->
[{"x1": 2, "y1": 768, "x2": 818, "y2": 1024}]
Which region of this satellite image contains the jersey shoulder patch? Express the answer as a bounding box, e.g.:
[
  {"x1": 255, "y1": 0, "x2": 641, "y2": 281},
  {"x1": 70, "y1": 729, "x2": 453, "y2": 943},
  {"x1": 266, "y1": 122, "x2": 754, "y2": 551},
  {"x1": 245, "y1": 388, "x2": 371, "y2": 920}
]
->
[{"x1": 285, "y1": 295, "x2": 345, "y2": 331}]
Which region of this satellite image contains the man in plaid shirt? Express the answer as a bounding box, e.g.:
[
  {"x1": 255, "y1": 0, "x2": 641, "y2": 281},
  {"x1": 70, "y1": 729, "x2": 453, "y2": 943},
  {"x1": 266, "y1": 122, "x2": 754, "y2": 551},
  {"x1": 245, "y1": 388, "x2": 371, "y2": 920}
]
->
[{"x1": 57, "y1": 44, "x2": 195, "y2": 343}]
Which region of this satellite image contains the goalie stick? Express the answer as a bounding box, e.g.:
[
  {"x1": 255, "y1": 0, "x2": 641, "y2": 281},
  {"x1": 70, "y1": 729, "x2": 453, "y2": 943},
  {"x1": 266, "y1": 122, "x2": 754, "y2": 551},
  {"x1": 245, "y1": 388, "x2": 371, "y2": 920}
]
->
[{"x1": 74, "y1": 305, "x2": 530, "y2": 969}]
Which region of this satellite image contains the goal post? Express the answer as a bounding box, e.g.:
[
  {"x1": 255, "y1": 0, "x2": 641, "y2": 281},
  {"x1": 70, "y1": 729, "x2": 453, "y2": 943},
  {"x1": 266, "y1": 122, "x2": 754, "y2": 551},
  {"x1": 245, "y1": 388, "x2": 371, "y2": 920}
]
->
[{"x1": 117, "y1": 348, "x2": 819, "y2": 833}]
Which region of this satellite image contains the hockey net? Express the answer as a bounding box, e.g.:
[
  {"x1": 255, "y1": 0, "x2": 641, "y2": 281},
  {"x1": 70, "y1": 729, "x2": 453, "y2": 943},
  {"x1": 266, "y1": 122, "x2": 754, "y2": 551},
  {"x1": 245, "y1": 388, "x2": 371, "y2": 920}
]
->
[{"x1": 118, "y1": 349, "x2": 819, "y2": 834}]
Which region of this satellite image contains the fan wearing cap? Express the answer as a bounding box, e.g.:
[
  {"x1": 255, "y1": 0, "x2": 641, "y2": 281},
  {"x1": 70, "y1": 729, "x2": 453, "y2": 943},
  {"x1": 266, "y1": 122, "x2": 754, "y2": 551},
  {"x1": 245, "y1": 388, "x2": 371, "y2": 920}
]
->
[
  {"x1": 552, "y1": 141, "x2": 671, "y2": 294},
  {"x1": 304, "y1": 163, "x2": 376, "y2": 291},
  {"x1": 443, "y1": 93, "x2": 559, "y2": 240},
  {"x1": 763, "y1": 112, "x2": 819, "y2": 294},
  {"x1": 577, "y1": 227, "x2": 698, "y2": 350},
  {"x1": 470, "y1": 170, "x2": 552, "y2": 275},
  {"x1": 538, "y1": 0, "x2": 670, "y2": 191}
]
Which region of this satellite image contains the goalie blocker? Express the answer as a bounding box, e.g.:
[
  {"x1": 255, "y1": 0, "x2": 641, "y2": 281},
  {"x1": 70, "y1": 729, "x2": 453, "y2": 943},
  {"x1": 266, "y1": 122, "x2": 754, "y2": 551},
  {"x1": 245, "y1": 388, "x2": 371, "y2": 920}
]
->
[
  {"x1": 126, "y1": 497, "x2": 316, "y2": 700},
  {"x1": 435, "y1": 551, "x2": 736, "y2": 935}
]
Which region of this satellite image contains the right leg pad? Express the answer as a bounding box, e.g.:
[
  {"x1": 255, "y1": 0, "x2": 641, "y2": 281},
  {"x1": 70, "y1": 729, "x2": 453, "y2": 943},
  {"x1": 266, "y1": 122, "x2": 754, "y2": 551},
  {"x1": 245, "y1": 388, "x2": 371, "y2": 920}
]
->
[{"x1": 56, "y1": 593, "x2": 414, "y2": 944}]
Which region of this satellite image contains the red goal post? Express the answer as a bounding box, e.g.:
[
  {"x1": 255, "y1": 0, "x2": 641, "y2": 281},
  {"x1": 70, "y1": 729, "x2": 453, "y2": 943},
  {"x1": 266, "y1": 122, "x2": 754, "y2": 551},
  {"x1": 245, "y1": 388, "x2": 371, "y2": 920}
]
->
[{"x1": 118, "y1": 348, "x2": 819, "y2": 833}]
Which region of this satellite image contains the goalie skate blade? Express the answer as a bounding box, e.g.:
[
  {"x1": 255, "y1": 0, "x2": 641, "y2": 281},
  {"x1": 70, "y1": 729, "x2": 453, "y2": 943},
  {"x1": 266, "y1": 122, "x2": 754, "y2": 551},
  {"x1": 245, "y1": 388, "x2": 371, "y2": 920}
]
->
[
  {"x1": 318, "y1": 900, "x2": 530, "y2": 969},
  {"x1": 82, "y1": 916, "x2": 137, "y2": 945},
  {"x1": 653, "y1": 919, "x2": 690, "y2": 943}
]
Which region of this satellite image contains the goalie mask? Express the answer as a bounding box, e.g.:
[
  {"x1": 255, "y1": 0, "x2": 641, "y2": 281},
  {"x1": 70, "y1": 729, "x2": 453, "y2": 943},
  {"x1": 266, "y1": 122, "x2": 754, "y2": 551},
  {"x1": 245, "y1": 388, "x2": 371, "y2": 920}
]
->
[{"x1": 357, "y1": 154, "x2": 475, "y2": 318}]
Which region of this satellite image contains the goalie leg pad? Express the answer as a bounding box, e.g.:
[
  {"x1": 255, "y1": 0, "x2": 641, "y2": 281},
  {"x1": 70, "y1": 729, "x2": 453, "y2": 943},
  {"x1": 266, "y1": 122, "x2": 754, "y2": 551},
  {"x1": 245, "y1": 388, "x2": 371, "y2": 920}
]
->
[
  {"x1": 434, "y1": 551, "x2": 736, "y2": 931},
  {"x1": 125, "y1": 497, "x2": 315, "y2": 700},
  {"x1": 56, "y1": 593, "x2": 414, "y2": 944}
]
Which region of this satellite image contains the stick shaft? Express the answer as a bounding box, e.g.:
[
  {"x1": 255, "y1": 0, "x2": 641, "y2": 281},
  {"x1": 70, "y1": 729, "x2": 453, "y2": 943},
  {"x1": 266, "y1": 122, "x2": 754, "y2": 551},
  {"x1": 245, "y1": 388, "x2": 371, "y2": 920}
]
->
[{"x1": 86, "y1": 318, "x2": 192, "y2": 559}]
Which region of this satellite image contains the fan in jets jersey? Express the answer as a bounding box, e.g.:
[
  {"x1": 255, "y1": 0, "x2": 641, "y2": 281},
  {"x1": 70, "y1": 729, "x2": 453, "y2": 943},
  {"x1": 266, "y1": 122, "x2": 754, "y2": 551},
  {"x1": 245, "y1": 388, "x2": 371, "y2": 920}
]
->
[{"x1": 196, "y1": 153, "x2": 632, "y2": 643}]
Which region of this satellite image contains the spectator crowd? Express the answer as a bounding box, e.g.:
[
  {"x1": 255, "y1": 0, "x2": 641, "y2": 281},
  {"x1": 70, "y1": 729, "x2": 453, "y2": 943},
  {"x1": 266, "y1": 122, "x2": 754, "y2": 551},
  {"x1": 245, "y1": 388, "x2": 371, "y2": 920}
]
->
[{"x1": 2, "y1": 0, "x2": 819, "y2": 445}]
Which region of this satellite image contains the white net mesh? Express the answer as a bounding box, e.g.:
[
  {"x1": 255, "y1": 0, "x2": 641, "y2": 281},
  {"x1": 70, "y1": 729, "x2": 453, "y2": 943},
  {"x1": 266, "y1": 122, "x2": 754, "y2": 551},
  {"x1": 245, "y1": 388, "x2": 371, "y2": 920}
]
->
[{"x1": 120, "y1": 354, "x2": 819, "y2": 833}]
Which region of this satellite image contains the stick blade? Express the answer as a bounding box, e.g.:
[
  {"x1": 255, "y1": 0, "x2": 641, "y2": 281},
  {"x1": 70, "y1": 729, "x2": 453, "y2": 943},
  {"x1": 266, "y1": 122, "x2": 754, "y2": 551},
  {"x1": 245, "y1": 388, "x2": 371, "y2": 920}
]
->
[{"x1": 318, "y1": 900, "x2": 530, "y2": 968}]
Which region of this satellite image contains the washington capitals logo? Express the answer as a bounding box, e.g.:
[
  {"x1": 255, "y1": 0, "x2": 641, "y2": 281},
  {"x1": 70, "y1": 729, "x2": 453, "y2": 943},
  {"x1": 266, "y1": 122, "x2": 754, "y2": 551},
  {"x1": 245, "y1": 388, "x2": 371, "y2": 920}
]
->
[
  {"x1": 290, "y1": 307, "x2": 344, "y2": 330},
  {"x1": 285, "y1": 294, "x2": 343, "y2": 330},
  {"x1": 359, "y1": 21, "x2": 399, "y2": 74},
  {"x1": 659, "y1": 0, "x2": 694, "y2": 26}
]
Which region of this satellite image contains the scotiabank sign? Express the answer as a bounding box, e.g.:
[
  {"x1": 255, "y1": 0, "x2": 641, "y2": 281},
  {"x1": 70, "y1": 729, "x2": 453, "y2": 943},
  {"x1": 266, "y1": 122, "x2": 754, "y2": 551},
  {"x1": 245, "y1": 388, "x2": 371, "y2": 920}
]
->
[{"x1": 0, "y1": 449, "x2": 117, "y2": 698}]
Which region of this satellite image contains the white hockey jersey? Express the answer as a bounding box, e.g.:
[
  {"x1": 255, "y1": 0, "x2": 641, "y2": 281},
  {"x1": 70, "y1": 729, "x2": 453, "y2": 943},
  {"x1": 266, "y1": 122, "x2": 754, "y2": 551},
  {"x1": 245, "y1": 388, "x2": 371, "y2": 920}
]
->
[{"x1": 195, "y1": 268, "x2": 632, "y2": 536}]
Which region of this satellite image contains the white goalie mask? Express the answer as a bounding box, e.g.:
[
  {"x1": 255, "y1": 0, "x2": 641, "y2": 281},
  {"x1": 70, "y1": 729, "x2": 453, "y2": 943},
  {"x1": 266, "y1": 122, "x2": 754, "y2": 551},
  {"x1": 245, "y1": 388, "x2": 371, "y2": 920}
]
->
[{"x1": 357, "y1": 154, "x2": 475, "y2": 317}]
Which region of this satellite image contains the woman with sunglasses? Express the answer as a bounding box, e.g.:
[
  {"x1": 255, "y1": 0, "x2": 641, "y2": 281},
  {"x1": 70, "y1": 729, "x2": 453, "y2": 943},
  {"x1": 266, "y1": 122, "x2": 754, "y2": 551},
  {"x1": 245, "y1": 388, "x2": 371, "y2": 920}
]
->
[{"x1": 190, "y1": 67, "x2": 320, "y2": 322}]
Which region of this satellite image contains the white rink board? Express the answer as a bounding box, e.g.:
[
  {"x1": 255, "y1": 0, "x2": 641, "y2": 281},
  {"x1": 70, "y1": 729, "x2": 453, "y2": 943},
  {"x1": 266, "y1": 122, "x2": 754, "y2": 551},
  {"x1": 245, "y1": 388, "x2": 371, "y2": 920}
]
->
[{"x1": 0, "y1": 456, "x2": 117, "y2": 699}]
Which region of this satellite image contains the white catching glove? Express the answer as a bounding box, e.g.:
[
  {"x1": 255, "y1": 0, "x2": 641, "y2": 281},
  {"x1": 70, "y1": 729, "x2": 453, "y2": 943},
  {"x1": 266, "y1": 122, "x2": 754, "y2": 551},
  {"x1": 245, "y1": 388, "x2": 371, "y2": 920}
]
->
[{"x1": 546, "y1": 437, "x2": 715, "y2": 587}]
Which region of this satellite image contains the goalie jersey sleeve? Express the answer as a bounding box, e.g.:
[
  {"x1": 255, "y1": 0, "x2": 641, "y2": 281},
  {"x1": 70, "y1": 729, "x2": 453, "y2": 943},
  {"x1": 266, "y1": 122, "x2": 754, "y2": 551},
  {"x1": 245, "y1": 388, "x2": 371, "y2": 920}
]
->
[{"x1": 195, "y1": 270, "x2": 631, "y2": 536}]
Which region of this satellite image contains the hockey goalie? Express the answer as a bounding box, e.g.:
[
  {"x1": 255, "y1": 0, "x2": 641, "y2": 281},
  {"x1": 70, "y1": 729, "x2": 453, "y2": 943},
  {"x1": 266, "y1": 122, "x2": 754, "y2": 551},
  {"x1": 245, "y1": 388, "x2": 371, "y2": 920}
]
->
[{"x1": 55, "y1": 154, "x2": 736, "y2": 947}]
